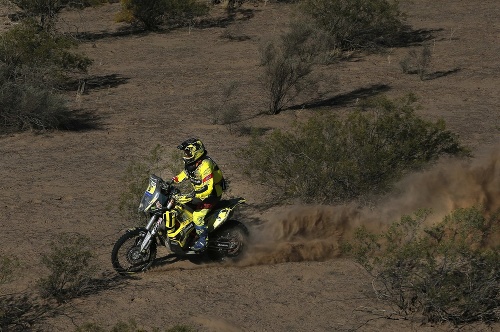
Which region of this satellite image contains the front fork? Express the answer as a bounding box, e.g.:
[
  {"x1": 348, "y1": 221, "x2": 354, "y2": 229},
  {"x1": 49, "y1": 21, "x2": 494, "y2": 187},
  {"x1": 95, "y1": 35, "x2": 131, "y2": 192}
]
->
[{"x1": 140, "y1": 215, "x2": 162, "y2": 253}]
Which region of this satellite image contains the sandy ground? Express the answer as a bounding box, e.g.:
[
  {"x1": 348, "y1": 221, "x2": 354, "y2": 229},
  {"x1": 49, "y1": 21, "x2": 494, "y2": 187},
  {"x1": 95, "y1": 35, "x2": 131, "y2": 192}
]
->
[{"x1": 1, "y1": 1, "x2": 499, "y2": 331}]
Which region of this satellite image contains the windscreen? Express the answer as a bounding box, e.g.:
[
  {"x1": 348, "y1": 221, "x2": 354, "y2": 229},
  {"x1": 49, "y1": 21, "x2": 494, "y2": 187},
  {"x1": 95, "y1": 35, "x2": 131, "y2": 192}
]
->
[{"x1": 138, "y1": 175, "x2": 161, "y2": 212}]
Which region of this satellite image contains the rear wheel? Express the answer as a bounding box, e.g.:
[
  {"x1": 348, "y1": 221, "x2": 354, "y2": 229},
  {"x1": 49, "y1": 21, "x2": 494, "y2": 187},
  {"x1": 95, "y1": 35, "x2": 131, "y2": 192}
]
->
[
  {"x1": 207, "y1": 221, "x2": 249, "y2": 261},
  {"x1": 111, "y1": 229, "x2": 157, "y2": 275}
]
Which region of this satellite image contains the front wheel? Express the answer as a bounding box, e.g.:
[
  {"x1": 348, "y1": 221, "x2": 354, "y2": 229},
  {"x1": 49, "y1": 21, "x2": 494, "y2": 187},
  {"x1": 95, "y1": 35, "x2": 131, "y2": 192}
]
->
[
  {"x1": 207, "y1": 221, "x2": 249, "y2": 261},
  {"x1": 111, "y1": 228, "x2": 157, "y2": 275}
]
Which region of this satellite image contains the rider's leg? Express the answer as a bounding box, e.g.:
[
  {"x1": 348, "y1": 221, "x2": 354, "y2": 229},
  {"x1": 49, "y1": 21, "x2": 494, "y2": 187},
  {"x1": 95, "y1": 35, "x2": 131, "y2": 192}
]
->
[{"x1": 191, "y1": 208, "x2": 210, "y2": 251}]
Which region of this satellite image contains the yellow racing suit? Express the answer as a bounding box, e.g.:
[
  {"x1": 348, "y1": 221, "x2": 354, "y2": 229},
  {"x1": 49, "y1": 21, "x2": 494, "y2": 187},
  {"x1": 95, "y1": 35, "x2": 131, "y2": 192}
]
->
[{"x1": 172, "y1": 156, "x2": 224, "y2": 227}]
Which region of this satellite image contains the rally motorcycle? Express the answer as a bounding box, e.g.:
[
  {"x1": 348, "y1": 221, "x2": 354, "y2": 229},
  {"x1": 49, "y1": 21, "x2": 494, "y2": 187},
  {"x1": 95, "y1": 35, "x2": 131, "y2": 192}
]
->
[{"x1": 111, "y1": 174, "x2": 248, "y2": 275}]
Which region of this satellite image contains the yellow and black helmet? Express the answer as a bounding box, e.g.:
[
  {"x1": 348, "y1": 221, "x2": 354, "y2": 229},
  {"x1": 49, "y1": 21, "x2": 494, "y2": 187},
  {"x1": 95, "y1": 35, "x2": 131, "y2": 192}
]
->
[{"x1": 177, "y1": 138, "x2": 206, "y2": 164}]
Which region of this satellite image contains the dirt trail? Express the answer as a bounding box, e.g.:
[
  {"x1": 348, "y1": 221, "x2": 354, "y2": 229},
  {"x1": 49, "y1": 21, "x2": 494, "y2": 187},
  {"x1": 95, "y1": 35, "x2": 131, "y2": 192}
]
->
[{"x1": 1, "y1": 1, "x2": 499, "y2": 331}]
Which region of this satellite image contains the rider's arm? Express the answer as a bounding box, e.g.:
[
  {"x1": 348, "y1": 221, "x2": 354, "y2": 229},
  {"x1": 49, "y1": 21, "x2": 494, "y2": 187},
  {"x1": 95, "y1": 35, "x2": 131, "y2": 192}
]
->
[
  {"x1": 172, "y1": 170, "x2": 187, "y2": 183},
  {"x1": 193, "y1": 160, "x2": 215, "y2": 201}
]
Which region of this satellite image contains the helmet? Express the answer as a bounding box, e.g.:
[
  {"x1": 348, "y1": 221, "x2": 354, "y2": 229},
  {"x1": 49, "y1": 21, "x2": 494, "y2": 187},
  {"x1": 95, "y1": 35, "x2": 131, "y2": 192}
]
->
[{"x1": 177, "y1": 138, "x2": 206, "y2": 164}]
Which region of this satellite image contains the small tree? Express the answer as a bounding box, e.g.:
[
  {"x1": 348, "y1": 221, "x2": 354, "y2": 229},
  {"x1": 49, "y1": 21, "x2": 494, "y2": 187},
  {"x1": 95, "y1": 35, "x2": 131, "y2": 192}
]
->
[{"x1": 260, "y1": 21, "x2": 320, "y2": 114}]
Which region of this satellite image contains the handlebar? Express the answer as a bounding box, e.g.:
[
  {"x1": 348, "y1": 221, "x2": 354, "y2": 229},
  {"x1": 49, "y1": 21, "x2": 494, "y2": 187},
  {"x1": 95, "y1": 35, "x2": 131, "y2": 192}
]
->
[{"x1": 160, "y1": 180, "x2": 172, "y2": 191}]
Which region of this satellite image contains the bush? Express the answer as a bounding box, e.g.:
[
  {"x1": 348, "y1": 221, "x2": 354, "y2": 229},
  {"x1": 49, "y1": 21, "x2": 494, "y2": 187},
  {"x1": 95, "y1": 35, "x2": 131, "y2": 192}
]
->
[
  {"x1": 205, "y1": 81, "x2": 242, "y2": 131},
  {"x1": 0, "y1": 20, "x2": 92, "y2": 84},
  {"x1": 400, "y1": 44, "x2": 433, "y2": 80},
  {"x1": 346, "y1": 206, "x2": 500, "y2": 324},
  {"x1": 8, "y1": 0, "x2": 107, "y2": 29},
  {"x1": 0, "y1": 294, "x2": 48, "y2": 331},
  {"x1": 0, "y1": 255, "x2": 48, "y2": 331},
  {"x1": 116, "y1": 0, "x2": 209, "y2": 30},
  {"x1": 75, "y1": 320, "x2": 197, "y2": 332},
  {"x1": 38, "y1": 234, "x2": 97, "y2": 302},
  {"x1": 0, "y1": 19, "x2": 93, "y2": 133},
  {"x1": 0, "y1": 78, "x2": 72, "y2": 133},
  {"x1": 166, "y1": 326, "x2": 196, "y2": 332},
  {"x1": 241, "y1": 94, "x2": 469, "y2": 203},
  {"x1": 297, "y1": 0, "x2": 407, "y2": 51},
  {"x1": 116, "y1": 0, "x2": 167, "y2": 30}
]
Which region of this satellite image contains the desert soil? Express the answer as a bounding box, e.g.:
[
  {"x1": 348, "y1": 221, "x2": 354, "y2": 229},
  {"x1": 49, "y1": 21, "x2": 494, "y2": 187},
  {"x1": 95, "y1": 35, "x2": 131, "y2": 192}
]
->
[{"x1": 1, "y1": 1, "x2": 499, "y2": 331}]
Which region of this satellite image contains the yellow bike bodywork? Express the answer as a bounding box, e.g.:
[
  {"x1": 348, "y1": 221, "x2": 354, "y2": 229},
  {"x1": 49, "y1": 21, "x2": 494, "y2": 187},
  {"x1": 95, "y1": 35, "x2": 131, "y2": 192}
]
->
[{"x1": 162, "y1": 198, "x2": 246, "y2": 250}]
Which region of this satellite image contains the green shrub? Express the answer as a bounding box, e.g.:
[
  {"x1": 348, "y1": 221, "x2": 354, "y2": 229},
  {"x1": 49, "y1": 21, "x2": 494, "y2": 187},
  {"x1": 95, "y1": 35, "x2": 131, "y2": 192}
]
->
[
  {"x1": 76, "y1": 322, "x2": 107, "y2": 332},
  {"x1": 219, "y1": 104, "x2": 242, "y2": 133},
  {"x1": 38, "y1": 234, "x2": 97, "y2": 302},
  {"x1": 75, "y1": 320, "x2": 197, "y2": 332},
  {"x1": 298, "y1": 0, "x2": 407, "y2": 51},
  {"x1": 0, "y1": 78, "x2": 72, "y2": 133},
  {"x1": 346, "y1": 206, "x2": 500, "y2": 324},
  {"x1": 116, "y1": 0, "x2": 167, "y2": 30},
  {"x1": 0, "y1": 20, "x2": 92, "y2": 84},
  {"x1": 162, "y1": 0, "x2": 209, "y2": 24},
  {"x1": 400, "y1": 44, "x2": 432, "y2": 80},
  {"x1": 167, "y1": 326, "x2": 196, "y2": 332},
  {"x1": 205, "y1": 81, "x2": 242, "y2": 131},
  {"x1": 0, "y1": 19, "x2": 93, "y2": 133},
  {"x1": 76, "y1": 320, "x2": 146, "y2": 332},
  {"x1": 8, "y1": 0, "x2": 107, "y2": 29},
  {"x1": 116, "y1": 0, "x2": 209, "y2": 30},
  {"x1": 241, "y1": 94, "x2": 469, "y2": 203}
]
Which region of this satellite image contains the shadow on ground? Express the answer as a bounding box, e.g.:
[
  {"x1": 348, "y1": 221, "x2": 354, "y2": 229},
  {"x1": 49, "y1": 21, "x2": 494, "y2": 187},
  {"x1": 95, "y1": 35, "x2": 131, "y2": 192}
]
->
[
  {"x1": 289, "y1": 84, "x2": 391, "y2": 110},
  {"x1": 60, "y1": 109, "x2": 104, "y2": 132}
]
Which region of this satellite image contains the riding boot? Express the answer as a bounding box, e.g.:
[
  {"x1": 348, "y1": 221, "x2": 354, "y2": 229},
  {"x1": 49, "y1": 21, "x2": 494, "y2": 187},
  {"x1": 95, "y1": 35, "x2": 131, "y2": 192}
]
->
[{"x1": 191, "y1": 225, "x2": 208, "y2": 251}]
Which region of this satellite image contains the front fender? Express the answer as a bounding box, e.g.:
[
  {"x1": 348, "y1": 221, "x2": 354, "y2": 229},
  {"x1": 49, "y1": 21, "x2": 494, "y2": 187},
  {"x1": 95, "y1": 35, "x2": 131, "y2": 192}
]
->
[{"x1": 126, "y1": 227, "x2": 147, "y2": 234}]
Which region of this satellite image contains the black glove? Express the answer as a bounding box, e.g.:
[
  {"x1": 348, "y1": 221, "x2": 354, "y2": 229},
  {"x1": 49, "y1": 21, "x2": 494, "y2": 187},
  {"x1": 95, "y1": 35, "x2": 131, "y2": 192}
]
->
[{"x1": 174, "y1": 192, "x2": 195, "y2": 204}]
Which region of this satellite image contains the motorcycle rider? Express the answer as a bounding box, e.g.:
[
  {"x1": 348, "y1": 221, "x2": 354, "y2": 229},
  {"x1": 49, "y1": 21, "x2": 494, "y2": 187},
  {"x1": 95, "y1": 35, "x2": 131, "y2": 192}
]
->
[{"x1": 172, "y1": 138, "x2": 225, "y2": 251}]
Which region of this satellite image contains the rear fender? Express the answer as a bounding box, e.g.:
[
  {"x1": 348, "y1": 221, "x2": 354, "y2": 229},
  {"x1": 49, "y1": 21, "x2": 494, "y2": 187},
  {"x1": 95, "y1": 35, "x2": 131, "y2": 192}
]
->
[{"x1": 207, "y1": 198, "x2": 245, "y2": 232}]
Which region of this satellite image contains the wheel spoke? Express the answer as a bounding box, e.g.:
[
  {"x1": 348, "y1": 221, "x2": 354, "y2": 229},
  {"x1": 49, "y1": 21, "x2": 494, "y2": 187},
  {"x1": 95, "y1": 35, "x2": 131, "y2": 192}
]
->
[
  {"x1": 111, "y1": 230, "x2": 157, "y2": 275},
  {"x1": 208, "y1": 223, "x2": 248, "y2": 261}
]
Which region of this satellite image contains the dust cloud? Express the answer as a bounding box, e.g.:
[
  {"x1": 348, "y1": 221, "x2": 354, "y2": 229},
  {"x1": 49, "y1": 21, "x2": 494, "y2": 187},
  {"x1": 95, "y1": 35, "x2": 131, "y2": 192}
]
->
[{"x1": 241, "y1": 146, "x2": 500, "y2": 266}]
